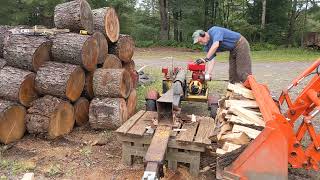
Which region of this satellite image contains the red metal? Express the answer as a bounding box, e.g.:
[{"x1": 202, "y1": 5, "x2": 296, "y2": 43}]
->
[
  {"x1": 187, "y1": 62, "x2": 206, "y2": 71},
  {"x1": 145, "y1": 89, "x2": 160, "y2": 101},
  {"x1": 225, "y1": 59, "x2": 320, "y2": 179}
]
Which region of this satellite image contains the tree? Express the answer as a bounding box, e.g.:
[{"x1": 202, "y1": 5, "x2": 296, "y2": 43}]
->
[{"x1": 159, "y1": 0, "x2": 169, "y2": 40}]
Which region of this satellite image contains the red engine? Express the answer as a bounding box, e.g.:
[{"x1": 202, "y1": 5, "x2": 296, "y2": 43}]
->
[{"x1": 188, "y1": 62, "x2": 206, "y2": 83}]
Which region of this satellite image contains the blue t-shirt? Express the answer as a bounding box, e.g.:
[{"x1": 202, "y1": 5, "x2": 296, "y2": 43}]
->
[{"x1": 204, "y1": 26, "x2": 241, "y2": 59}]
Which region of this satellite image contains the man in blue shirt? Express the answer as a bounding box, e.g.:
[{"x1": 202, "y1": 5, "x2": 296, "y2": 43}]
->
[{"x1": 192, "y1": 26, "x2": 252, "y2": 83}]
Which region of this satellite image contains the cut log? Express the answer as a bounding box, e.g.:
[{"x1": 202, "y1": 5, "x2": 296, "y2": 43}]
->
[
  {"x1": 227, "y1": 83, "x2": 254, "y2": 100},
  {"x1": 93, "y1": 68, "x2": 132, "y2": 98},
  {"x1": 82, "y1": 71, "x2": 94, "y2": 100},
  {"x1": 217, "y1": 123, "x2": 233, "y2": 140},
  {"x1": 228, "y1": 106, "x2": 265, "y2": 127},
  {"x1": 108, "y1": 34, "x2": 135, "y2": 62},
  {"x1": 3, "y1": 34, "x2": 51, "y2": 71},
  {"x1": 126, "y1": 89, "x2": 137, "y2": 118},
  {"x1": 26, "y1": 95, "x2": 75, "y2": 139},
  {"x1": 228, "y1": 115, "x2": 260, "y2": 126},
  {"x1": 224, "y1": 100, "x2": 258, "y2": 108},
  {"x1": 102, "y1": 54, "x2": 122, "y2": 69},
  {"x1": 122, "y1": 60, "x2": 135, "y2": 72},
  {"x1": 92, "y1": 7, "x2": 120, "y2": 42},
  {"x1": 0, "y1": 100, "x2": 26, "y2": 144},
  {"x1": 0, "y1": 25, "x2": 12, "y2": 58},
  {"x1": 0, "y1": 58, "x2": 6, "y2": 69},
  {"x1": 93, "y1": 32, "x2": 108, "y2": 65},
  {"x1": 0, "y1": 66, "x2": 38, "y2": 107},
  {"x1": 222, "y1": 142, "x2": 241, "y2": 152},
  {"x1": 74, "y1": 97, "x2": 89, "y2": 126},
  {"x1": 232, "y1": 124, "x2": 261, "y2": 139},
  {"x1": 89, "y1": 97, "x2": 128, "y2": 130},
  {"x1": 35, "y1": 62, "x2": 85, "y2": 102},
  {"x1": 220, "y1": 132, "x2": 250, "y2": 145},
  {"x1": 123, "y1": 60, "x2": 138, "y2": 88},
  {"x1": 51, "y1": 33, "x2": 99, "y2": 71},
  {"x1": 54, "y1": 0, "x2": 94, "y2": 34}
]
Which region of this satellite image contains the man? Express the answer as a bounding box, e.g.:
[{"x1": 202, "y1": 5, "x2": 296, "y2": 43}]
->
[{"x1": 192, "y1": 26, "x2": 252, "y2": 83}]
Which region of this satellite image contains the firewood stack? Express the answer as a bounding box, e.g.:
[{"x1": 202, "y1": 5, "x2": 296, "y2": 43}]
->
[
  {"x1": 0, "y1": 0, "x2": 137, "y2": 144},
  {"x1": 209, "y1": 83, "x2": 265, "y2": 176}
]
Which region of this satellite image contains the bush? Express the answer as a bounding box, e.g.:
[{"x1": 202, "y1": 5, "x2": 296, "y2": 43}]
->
[
  {"x1": 251, "y1": 43, "x2": 277, "y2": 51},
  {"x1": 135, "y1": 39, "x2": 203, "y2": 50}
]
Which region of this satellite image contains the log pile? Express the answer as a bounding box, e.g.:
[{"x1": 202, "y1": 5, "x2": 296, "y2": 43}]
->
[
  {"x1": 209, "y1": 83, "x2": 265, "y2": 175},
  {"x1": 0, "y1": 0, "x2": 137, "y2": 143}
]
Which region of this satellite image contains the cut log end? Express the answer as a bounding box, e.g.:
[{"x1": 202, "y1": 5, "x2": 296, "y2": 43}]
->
[
  {"x1": 0, "y1": 101, "x2": 26, "y2": 144},
  {"x1": 93, "y1": 32, "x2": 108, "y2": 65},
  {"x1": 105, "y1": 8, "x2": 120, "y2": 42},
  {"x1": 82, "y1": 36, "x2": 99, "y2": 71},
  {"x1": 80, "y1": 0, "x2": 94, "y2": 34},
  {"x1": 32, "y1": 41, "x2": 51, "y2": 71},
  {"x1": 66, "y1": 67, "x2": 85, "y2": 102},
  {"x1": 19, "y1": 73, "x2": 38, "y2": 107},
  {"x1": 74, "y1": 97, "x2": 89, "y2": 126},
  {"x1": 102, "y1": 54, "x2": 122, "y2": 69},
  {"x1": 82, "y1": 72, "x2": 94, "y2": 100},
  {"x1": 118, "y1": 35, "x2": 134, "y2": 62},
  {"x1": 127, "y1": 89, "x2": 137, "y2": 118},
  {"x1": 120, "y1": 70, "x2": 132, "y2": 98},
  {"x1": 48, "y1": 102, "x2": 75, "y2": 139}
]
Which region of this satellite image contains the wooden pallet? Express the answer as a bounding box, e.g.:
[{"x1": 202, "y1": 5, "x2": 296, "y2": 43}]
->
[{"x1": 116, "y1": 110, "x2": 215, "y2": 176}]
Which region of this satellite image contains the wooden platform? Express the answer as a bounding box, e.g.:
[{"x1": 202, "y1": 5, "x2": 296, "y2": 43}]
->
[{"x1": 116, "y1": 110, "x2": 215, "y2": 176}]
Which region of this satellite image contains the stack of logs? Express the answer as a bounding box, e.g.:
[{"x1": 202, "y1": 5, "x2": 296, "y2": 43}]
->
[
  {"x1": 0, "y1": 0, "x2": 137, "y2": 144},
  {"x1": 210, "y1": 83, "x2": 265, "y2": 175}
]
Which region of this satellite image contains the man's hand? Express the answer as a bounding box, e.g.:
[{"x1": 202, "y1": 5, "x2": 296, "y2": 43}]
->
[{"x1": 195, "y1": 58, "x2": 205, "y2": 64}]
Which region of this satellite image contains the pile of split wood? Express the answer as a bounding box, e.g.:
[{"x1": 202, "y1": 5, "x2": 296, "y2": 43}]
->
[
  {"x1": 0, "y1": 0, "x2": 137, "y2": 144},
  {"x1": 210, "y1": 83, "x2": 265, "y2": 171}
]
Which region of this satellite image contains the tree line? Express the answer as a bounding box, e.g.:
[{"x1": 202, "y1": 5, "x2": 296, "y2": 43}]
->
[{"x1": 1, "y1": 0, "x2": 320, "y2": 47}]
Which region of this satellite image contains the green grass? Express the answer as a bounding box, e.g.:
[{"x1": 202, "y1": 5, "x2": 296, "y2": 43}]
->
[{"x1": 134, "y1": 48, "x2": 320, "y2": 62}]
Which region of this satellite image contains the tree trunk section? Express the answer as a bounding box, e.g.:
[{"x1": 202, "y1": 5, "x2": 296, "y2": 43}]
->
[
  {"x1": 122, "y1": 60, "x2": 135, "y2": 72},
  {"x1": 123, "y1": 60, "x2": 138, "y2": 88},
  {"x1": 92, "y1": 7, "x2": 120, "y2": 43},
  {"x1": 3, "y1": 34, "x2": 51, "y2": 71},
  {"x1": 93, "y1": 68, "x2": 131, "y2": 98},
  {"x1": 0, "y1": 25, "x2": 12, "y2": 58},
  {"x1": 35, "y1": 62, "x2": 85, "y2": 102},
  {"x1": 102, "y1": 54, "x2": 122, "y2": 69},
  {"x1": 93, "y1": 32, "x2": 108, "y2": 65},
  {"x1": 108, "y1": 34, "x2": 135, "y2": 62},
  {"x1": 54, "y1": 0, "x2": 94, "y2": 34},
  {"x1": 74, "y1": 97, "x2": 89, "y2": 126},
  {"x1": 26, "y1": 95, "x2": 74, "y2": 139},
  {"x1": 0, "y1": 100, "x2": 26, "y2": 144},
  {"x1": 51, "y1": 33, "x2": 99, "y2": 71},
  {"x1": 159, "y1": 0, "x2": 169, "y2": 40},
  {"x1": 82, "y1": 71, "x2": 94, "y2": 100},
  {"x1": 89, "y1": 97, "x2": 128, "y2": 130},
  {"x1": 0, "y1": 66, "x2": 38, "y2": 107},
  {"x1": 126, "y1": 89, "x2": 137, "y2": 118}
]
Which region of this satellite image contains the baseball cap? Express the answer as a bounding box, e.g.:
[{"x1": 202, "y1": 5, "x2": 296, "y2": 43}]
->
[{"x1": 192, "y1": 30, "x2": 204, "y2": 44}]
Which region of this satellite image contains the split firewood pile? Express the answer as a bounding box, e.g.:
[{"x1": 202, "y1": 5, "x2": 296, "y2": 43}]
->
[
  {"x1": 0, "y1": 0, "x2": 137, "y2": 144},
  {"x1": 209, "y1": 83, "x2": 265, "y2": 173}
]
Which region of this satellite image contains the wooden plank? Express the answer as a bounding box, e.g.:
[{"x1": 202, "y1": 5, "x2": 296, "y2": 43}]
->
[
  {"x1": 224, "y1": 100, "x2": 258, "y2": 108},
  {"x1": 227, "y1": 83, "x2": 254, "y2": 99},
  {"x1": 222, "y1": 142, "x2": 241, "y2": 152},
  {"x1": 220, "y1": 132, "x2": 250, "y2": 145},
  {"x1": 175, "y1": 122, "x2": 199, "y2": 143},
  {"x1": 171, "y1": 122, "x2": 182, "y2": 137},
  {"x1": 232, "y1": 124, "x2": 261, "y2": 139},
  {"x1": 228, "y1": 115, "x2": 259, "y2": 126},
  {"x1": 229, "y1": 106, "x2": 265, "y2": 127},
  {"x1": 127, "y1": 111, "x2": 156, "y2": 136},
  {"x1": 116, "y1": 110, "x2": 146, "y2": 134},
  {"x1": 194, "y1": 117, "x2": 215, "y2": 145}
]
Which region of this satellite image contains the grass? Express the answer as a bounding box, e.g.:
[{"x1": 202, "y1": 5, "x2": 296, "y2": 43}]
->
[
  {"x1": 0, "y1": 159, "x2": 36, "y2": 176},
  {"x1": 134, "y1": 47, "x2": 320, "y2": 62}
]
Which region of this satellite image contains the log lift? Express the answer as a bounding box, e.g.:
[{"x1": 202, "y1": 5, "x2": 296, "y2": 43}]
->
[{"x1": 143, "y1": 59, "x2": 320, "y2": 179}]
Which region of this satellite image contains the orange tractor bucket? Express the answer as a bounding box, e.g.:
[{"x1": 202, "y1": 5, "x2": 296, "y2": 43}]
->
[{"x1": 221, "y1": 59, "x2": 320, "y2": 180}]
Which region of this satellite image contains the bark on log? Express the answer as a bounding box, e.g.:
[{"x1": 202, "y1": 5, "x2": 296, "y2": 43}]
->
[
  {"x1": 74, "y1": 97, "x2": 89, "y2": 126},
  {"x1": 3, "y1": 34, "x2": 51, "y2": 71},
  {"x1": 0, "y1": 100, "x2": 26, "y2": 144},
  {"x1": 89, "y1": 97, "x2": 128, "y2": 130},
  {"x1": 123, "y1": 60, "x2": 138, "y2": 88},
  {"x1": 0, "y1": 26, "x2": 12, "y2": 58},
  {"x1": 92, "y1": 7, "x2": 120, "y2": 42},
  {"x1": 102, "y1": 54, "x2": 122, "y2": 69},
  {"x1": 93, "y1": 32, "x2": 108, "y2": 65},
  {"x1": 0, "y1": 66, "x2": 38, "y2": 107},
  {"x1": 126, "y1": 89, "x2": 137, "y2": 118},
  {"x1": 51, "y1": 33, "x2": 99, "y2": 71},
  {"x1": 108, "y1": 34, "x2": 135, "y2": 62},
  {"x1": 54, "y1": 0, "x2": 94, "y2": 34},
  {"x1": 35, "y1": 62, "x2": 85, "y2": 102},
  {"x1": 26, "y1": 95, "x2": 74, "y2": 139},
  {"x1": 82, "y1": 71, "x2": 94, "y2": 100},
  {"x1": 93, "y1": 68, "x2": 132, "y2": 98},
  {"x1": 0, "y1": 58, "x2": 6, "y2": 69}
]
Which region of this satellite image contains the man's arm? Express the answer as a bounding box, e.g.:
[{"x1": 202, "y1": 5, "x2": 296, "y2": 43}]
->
[{"x1": 206, "y1": 41, "x2": 219, "y2": 60}]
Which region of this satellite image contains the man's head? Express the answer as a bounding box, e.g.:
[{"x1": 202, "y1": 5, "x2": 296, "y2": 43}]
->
[{"x1": 192, "y1": 30, "x2": 209, "y2": 45}]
